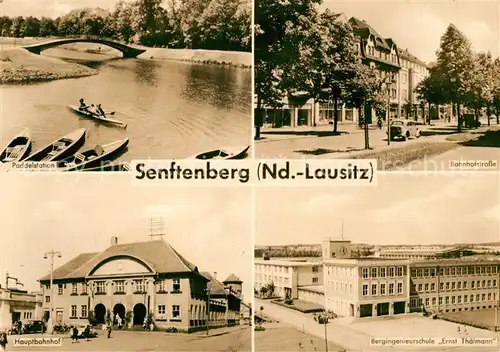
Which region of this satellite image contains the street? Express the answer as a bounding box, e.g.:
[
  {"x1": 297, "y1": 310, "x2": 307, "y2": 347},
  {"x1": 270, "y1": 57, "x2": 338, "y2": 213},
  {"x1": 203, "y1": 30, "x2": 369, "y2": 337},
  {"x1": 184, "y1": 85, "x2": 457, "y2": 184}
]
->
[
  {"x1": 5, "y1": 327, "x2": 251, "y2": 352},
  {"x1": 255, "y1": 299, "x2": 500, "y2": 352},
  {"x1": 256, "y1": 121, "x2": 500, "y2": 167}
]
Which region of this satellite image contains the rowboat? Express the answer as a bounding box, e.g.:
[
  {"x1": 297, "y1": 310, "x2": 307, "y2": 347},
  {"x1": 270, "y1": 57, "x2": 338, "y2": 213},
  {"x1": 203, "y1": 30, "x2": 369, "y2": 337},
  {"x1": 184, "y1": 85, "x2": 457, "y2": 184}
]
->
[
  {"x1": 191, "y1": 145, "x2": 250, "y2": 160},
  {"x1": 68, "y1": 105, "x2": 127, "y2": 129},
  {"x1": 0, "y1": 128, "x2": 32, "y2": 162},
  {"x1": 82, "y1": 162, "x2": 132, "y2": 172},
  {"x1": 25, "y1": 128, "x2": 86, "y2": 162},
  {"x1": 57, "y1": 138, "x2": 129, "y2": 171}
]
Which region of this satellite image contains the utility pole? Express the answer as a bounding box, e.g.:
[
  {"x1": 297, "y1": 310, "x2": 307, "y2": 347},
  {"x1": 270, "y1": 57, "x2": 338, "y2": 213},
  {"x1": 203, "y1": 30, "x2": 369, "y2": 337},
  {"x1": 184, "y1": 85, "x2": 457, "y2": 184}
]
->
[
  {"x1": 206, "y1": 284, "x2": 211, "y2": 336},
  {"x1": 323, "y1": 313, "x2": 329, "y2": 352},
  {"x1": 44, "y1": 250, "x2": 61, "y2": 334}
]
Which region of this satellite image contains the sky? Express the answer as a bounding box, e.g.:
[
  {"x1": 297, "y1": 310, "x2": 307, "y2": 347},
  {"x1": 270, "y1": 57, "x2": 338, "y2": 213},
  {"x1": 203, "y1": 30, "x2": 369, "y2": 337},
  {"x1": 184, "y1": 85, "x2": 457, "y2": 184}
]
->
[
  {"x1": 256, "y1": 172, "x2": 500, "y2": 246},
  {"x1": 322, "y1": 0, "x2": 500, "y2": 63},
  {"x1": 0, "y1": 0, "x2": 120, "y2": 18},
  {"x1": 0, "y1": 174, "x2": 252, "y2": 301}
]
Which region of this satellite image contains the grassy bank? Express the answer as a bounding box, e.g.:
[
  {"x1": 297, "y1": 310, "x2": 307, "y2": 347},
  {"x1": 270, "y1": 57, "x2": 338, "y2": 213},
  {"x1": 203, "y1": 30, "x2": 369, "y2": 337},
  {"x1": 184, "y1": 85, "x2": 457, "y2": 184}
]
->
[
  {"x1": 0, "y1": 48, "x2": 97, "y2": 84},
  {"x1": 0, "y1": 37, "x2": 251, "y2": 68},
  {"x1": 139, "y1": 47, "x2": 251, "y2": 68}
]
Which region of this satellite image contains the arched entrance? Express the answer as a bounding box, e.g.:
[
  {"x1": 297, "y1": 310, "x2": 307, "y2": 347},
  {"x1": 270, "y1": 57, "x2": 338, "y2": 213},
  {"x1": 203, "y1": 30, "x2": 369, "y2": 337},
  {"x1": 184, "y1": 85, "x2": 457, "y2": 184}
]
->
[
  {"x1": 133, "y1": 303, "x2": 147, "y2": 325},
  {"x1": 94, "y1": 304, "x2": 106, "y2": 324},
  {"x1": 113, "y1": 304, "x2": 126, "y2": 323}
]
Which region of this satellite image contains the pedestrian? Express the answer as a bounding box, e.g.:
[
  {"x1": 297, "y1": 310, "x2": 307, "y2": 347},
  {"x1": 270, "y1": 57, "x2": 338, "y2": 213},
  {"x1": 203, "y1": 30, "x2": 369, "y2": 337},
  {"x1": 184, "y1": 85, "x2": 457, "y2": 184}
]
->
[
  {"x1": 84, "y1": 325, "x2": 91, "y2": 341},
  {"x1": 0, "y1": 329, "x2": 7, "y2": 352},
  {"x1": 106, "y1": 324, "x2": 112, "y2": 339},
  {"x1": 71, "y1": 326, "x2": 79, "y2": 343}
]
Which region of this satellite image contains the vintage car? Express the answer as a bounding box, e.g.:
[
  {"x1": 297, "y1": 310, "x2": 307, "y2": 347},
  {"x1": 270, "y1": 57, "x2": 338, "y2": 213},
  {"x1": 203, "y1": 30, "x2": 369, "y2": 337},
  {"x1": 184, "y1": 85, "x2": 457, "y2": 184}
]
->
[
  {"x1": 22, "y1": 320, "x2": 46, "y2": 334},
  {"x1": 388, "y1": 119, "x2": 420, "y2": 141}
]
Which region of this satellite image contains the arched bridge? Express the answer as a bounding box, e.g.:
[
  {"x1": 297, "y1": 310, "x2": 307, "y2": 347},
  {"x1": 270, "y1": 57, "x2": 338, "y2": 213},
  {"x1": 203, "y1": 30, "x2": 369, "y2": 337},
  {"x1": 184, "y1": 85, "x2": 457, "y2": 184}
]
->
[{"x1": 23, "y1": 37, "x2": 146, "y2": 58}]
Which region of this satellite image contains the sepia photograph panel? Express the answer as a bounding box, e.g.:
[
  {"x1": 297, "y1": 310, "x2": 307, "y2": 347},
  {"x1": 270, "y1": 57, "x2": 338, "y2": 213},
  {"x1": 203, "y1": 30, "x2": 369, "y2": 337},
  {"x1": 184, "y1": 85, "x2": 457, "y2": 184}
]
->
[
  {"x1": 0, "y1": 0, "x2": 252, "y2": 172},
  {"x1": 254, "y1": 173, "x2": 500, "y2": 351},
  {"x1": 254, "y1": 0, "x2": 500, "y2": 171},
  {"x1": 0, "y1": 175, "x2": 252, "y2": 351}
]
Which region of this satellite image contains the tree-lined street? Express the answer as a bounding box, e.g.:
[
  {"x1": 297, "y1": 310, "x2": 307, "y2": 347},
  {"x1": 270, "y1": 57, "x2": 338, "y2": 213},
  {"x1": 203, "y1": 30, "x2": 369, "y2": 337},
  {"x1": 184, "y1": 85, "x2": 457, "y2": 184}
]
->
[{"x1": 254, "y1": 0, "x2": 500, "y2": 165}]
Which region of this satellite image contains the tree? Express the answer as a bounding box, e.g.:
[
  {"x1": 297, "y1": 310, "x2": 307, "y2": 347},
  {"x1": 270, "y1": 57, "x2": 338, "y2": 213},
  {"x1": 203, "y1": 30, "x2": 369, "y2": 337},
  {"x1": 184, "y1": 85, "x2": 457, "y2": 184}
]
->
[
  {"x1": 302, "y1": 9, "x2": 359, "y2": 133},
  {"x1": 434, "y1": 24, "x2": 475, "y2": 131},
  {"x1": 344, "y1": 62, "x2": 382, "y2": 149},
  {"x1": 254, "y1": 0, "x2": 322, "y2": 139},
  {"x1": 466, "y1": 52, "x2": 493, "y2": 126},
  {"x1": 416, "y1": 66, "x2": 447, "y2": 124},
  {"x1": 493, "y1": 58, "x2": 500, "y2": 124}
]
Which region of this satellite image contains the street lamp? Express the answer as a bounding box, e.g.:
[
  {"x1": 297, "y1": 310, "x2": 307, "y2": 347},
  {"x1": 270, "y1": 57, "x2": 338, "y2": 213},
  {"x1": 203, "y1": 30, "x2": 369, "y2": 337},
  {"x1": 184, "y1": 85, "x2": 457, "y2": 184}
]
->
[
  {"x1": 205, "y1": 284, "x2": 211, "y2": 336},
  {"x1": 320, "y1": 312, "x2": 329, "y2": 352},
  {"x1": 384, "y1": 74, "x2": 397, "y2": 145},
  {"x1": 43, "y1": 250, "x2": 61, "y2": 334}
]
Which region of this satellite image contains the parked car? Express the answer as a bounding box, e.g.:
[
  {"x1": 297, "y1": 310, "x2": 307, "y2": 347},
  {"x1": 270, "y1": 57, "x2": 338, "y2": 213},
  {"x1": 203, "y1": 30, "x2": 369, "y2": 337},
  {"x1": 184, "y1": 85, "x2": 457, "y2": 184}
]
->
[
  {"x1": 388, "y1": 120, "x2": 420, "y2": 141},
  {"x1": 22, "y1": 320, "x2": 46, "y2": 334}
]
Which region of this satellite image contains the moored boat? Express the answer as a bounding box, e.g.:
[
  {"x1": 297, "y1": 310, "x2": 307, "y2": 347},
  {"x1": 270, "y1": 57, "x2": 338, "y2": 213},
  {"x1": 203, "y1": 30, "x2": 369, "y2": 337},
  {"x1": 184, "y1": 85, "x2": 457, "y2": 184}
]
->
[
  {"x1": 24, "y1": 128, "x2": 86, "y2": 162},
  {"x1": 0, "y1": 128, "x2": 32, "y2": 162},
  {"x1": 191, "y1": 145, "x2": 250, "y2": 160},
  {"x1": 57, "y1": 138, "x2": 129, "y2": 171},
  {"x1": 68, "y1": 105, "x2": 127, "y2": 129},
  {"x1": 82, "y1": 162, "x2": 132, "y2": 172}
]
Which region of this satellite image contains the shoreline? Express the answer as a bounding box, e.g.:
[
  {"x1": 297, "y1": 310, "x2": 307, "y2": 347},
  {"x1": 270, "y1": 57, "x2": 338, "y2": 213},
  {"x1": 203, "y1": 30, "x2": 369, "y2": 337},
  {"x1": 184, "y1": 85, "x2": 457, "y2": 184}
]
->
[{"x1": 0, "y1": 39, "x2": 251, "y2": 85}]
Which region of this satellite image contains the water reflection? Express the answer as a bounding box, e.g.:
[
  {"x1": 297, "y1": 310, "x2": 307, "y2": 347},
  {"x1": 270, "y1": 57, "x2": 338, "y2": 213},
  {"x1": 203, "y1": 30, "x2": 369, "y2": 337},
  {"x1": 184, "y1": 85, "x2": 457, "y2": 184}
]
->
[{"x1": 134, "y1": 60, "x2": 160, "y2": 88}]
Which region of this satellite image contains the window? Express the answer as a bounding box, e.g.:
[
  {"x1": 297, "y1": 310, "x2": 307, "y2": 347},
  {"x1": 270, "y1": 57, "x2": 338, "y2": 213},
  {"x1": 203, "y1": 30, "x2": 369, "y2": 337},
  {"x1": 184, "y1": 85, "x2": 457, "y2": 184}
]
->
[
  {"x1": 371, "y1": 268, "x2": 378, "y2": 278},
  {"x1": 431, "y1": 283, "x2": 435, "y2": 291},
  {"x1": 425, "y1": 298, "x2": 429, "y2": 306},
  {"x1": 72, "y1": 283, "x2": 78, "y2": 294},
  {"x1": 445, "y1": 297, "x2": 449, "y2": 305},
  {"x1": 424, "y1": 268, "x2": 429, "y2": 277},
  {"x1": 82, "y1": 283, "x2": 87, "y2": 294},
  {"x1": 431, "y1": 268, "x2": 436, "y2": 276},
  {"x1": 45, "y1": 296, "x2": 50, "y2": 303},
  {"x1": 388, "y1": 267, "x2": 395, "y2": 277},
  {"x1": 96, "y1": 281, "x2": 106, "y2": 293},
  {"x1": 451, "y1": 267, "x2": 456, "y2": 275},
  {"x1": 418, "y1": 284, "x2": 423, "y2": 292},
  {"x1": 362, "y1": 284, "x2": 368, "y2": 296},
  {"x1": 115, "y1": 281, "x2": 125, "y2": 293},
  {"x1": 463, "y1": 281, "x2": 468, "y2": 289},
  {"x1": 81, "y1": 305, "x2": 87, "y2": 318},
  {"x1": 471, "y1": 281, "x2": 475, "y2": 289},
  {"x1": 380, "y1": 267, "x2": 386, "y2": 277},
  {"x1": 71, "y1": 305, "x2": 77, "y2": 318},
  {"x1": 371, "y1": 284, "x2": 377, "y2": 296},
  {"x1": 173, "y1": 279, "x2": 181, "y2": 291},
  {"x1": 58, "y1": 285, "x2": 63, "y2": 295},
  {"x1": 397, "y1": 267, "x2": 403, "y2": 276},
  {"x1": 452, "y1": 296, "x2": 455, "y2": 304},
  {"x1": 446, "y1": 282, "x2": 450, "y2": 290},
  {"x1": 362, "y1": 268, "x2": 369, "y2": 278},
  {"x1": 312, "y1": 266, "x2": 319, "y2": 273},
  {"x1": 312, "y1": 277, "x2": 319, "y2": 284},
  {"x1": 134, "y1": 280, "x2": 145, "y2": 293},
  {"x1": 476, "y1": 294, "x2": 480, "y2": 302},
  {"x1": 451, "y1": 282, "x2": 455, "y2": 290},
  {"x1": 172, "y1": 305, "x2": 181, "y2": 319},
  {"x1": 158, "y1": 305, "x2": 166, "y2": 315},
  {"x1": 482, "y1": 294, "x2": 486, "y2": 301},
  {"x1": 488, "y1": 280, "x2": 492, "y2": 288},
  {"x1": 464, "y1": 295, "x2": 468, "y2": 303},
  {"x1": 397, "y1": 282, "x2": 403, "y2": 294},
  {"x1": 389, "y1": 283, "x2": 394, "y2": 295},
  {"x1": 380, "y1": 284, "x2": 386, "y2": 295},
  {"x1": 440, "y1": 283, "x2": 444, "y2": 290},
  {"x1": 439, "y1": 297, "x2": 443, "y2": 305},
  {"x1": 457, "y1": 282, "x2": 461, "y2": 290},
  {"x1": 494, "y1": 280, "x2": 497, "y2": 287},
  {"x1": 432, "y1": 297, "x2": 437, "y2": 306},
  {"x1": 488, "y1": 293, "x2": 492, "y2": 301},
  {"x1": 424, "y1": 283, "x2": 429, "y2": 292},
  {"x1": 470, "y1": 294, "x2": 474, "y2": 302},
  {"x1": 482, "y1": 280, "x2": 486, "y2": 288}
]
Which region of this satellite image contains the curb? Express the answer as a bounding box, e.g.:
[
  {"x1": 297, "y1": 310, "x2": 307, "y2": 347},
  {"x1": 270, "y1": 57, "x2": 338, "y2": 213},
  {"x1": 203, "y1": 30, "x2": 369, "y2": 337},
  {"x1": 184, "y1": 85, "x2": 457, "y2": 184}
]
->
[{"x1": 197, "y1": 326, "x2": 249, "y2": 338}]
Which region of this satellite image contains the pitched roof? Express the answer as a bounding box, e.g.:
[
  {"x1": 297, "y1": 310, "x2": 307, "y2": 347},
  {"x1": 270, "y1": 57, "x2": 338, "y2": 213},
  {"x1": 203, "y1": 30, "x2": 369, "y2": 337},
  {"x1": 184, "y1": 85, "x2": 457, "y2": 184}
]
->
[
  {"x1": 399, "y1": 48, "x2": 428, "y2": 68},
  {"x1": 349, "y1": 17, "x2": 391, "y2": 51},
  {"x1": 39, "y1": 240, "x2": 199, "y2": 281},
  {"x1": 201, "y1": 272, "x2": 229, "y2": 296},
  {"x1": 223, "y1": 274, "x2": 242, "y2": 283}
]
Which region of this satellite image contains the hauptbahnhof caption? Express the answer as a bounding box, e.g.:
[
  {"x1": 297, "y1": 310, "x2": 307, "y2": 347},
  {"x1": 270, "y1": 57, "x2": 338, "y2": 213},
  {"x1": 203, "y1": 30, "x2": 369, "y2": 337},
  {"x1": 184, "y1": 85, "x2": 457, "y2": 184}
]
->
[{"x1": 6, "y1": 160, "x2": 376, "y2": 185}]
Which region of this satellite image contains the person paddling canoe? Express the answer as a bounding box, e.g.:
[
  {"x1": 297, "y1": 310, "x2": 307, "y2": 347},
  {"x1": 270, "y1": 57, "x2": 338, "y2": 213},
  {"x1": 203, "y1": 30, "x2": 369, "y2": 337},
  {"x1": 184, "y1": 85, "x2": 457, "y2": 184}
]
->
[
  {"x1": 96, "y1": 104, "x2": 106, "y2": 118},
  {"x1": 78, "y1": 98, "x2": 90, "y2": 112}
]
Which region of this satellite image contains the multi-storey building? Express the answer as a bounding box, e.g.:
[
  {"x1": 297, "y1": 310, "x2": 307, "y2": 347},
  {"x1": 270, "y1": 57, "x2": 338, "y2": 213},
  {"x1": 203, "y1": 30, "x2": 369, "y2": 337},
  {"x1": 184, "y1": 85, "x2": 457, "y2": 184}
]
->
[
  {"x1": 0, "y1": 287, "x2": 43, "y2": 329},
  {"x1": 398, "y1": 49, "x2": 429, "y2": 120},
  {"x1": 254, "y1": 258, "x2": 323, "y2": 299},
  {"x1": 409, "y1": 257, "x2": 500, "y2": 314},
  {"x1": 38, "y1": 237, "x2": 242, "y2": 332}
]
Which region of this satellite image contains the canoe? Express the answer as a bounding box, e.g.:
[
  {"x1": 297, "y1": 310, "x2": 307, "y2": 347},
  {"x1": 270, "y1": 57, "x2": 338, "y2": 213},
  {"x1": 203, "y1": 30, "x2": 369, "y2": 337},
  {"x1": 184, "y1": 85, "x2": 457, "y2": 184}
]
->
[
  {"x1": 82, "y1": 162, "x2": 132, "y2": 172},
  {"x1": 191, "y1": 145, "x2": 250, "y2": 160},
  {"x1": 68, "y1": 105, "x2": 127, "y2": 129},
  {"x1": 57, "y1": 138, "x2": 129, "y2": 171},
  {"x1": 0, "y1": 128, "x2": 32, "y2": 162},
  {"x1": 25, "y1": 128, "x2": 86, "y2": 162}
]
